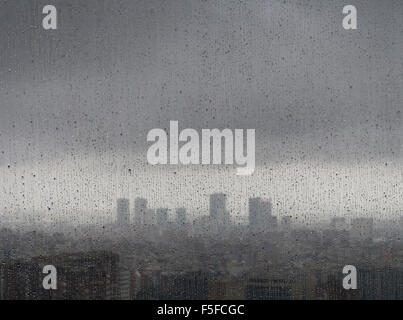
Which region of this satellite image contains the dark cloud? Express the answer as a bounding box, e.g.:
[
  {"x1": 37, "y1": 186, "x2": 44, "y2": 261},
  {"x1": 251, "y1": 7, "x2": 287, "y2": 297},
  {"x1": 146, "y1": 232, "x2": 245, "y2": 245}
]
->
[{"x1": 0, "y1": 0, "x2": 402, "y2": 166}]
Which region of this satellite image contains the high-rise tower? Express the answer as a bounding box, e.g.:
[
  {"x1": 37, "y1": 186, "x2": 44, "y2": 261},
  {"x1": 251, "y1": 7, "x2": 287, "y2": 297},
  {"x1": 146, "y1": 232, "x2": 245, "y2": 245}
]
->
[
  {"x1": 134, "y1": 198, "x2": 147, "y2": 226},
  {"x1": 116, "y1": 198, "x2": 130, "y2": 226}
]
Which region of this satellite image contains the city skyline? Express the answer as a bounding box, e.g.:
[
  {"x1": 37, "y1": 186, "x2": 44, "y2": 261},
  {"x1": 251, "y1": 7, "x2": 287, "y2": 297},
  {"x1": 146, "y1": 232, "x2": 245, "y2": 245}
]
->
[{"x1": 109, "y1": 194, "x2": 399, "y2": 235}]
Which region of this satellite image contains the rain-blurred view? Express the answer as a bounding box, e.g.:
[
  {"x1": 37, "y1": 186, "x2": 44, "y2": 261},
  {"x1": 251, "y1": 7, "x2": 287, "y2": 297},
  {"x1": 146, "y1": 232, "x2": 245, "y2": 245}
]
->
[{"x1": 0, "y1": 0, "x2": 402, "y2": 299}]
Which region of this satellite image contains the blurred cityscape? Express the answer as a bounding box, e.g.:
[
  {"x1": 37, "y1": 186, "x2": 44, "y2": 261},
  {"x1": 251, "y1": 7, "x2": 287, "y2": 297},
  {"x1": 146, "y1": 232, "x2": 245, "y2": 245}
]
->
[{"x1": 1, "y1": 193, "x2": 403, "y2": 299}]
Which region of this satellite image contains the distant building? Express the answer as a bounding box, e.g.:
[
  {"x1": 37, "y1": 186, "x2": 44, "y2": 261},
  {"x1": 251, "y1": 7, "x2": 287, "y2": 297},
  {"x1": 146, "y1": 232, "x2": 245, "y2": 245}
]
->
[
  {"x1": 144, "y1": 209, "x2": 156, "y2": 226},
  {"x1": 117, "y1": 198, "x2": 130, "y2": 226},
  {"x1": 0, "y1": 260, "x2": 44, "y2": 299},
  {"x1": 0, "y1": 251, "x2": 120, "y2": 300},
  {"x1": 119, "y1": 267, "x2": 132, "y2": 300},
  {"x1": 245, "y1": 278, "x2": 294, "y2": 300},
  {"x1": 357, "y1": 268, "x2": 403, "y2": 299},
  {"x1": 330, "y1": 217, "x2": 348, "y2": 231},
  {"x1": 193, "y1": 215, "x2": 217, "y2": 236},
  {"x1": 351, "y1": 217, "x2": 373, "y2": 240},
  {"x1": 249, "y1": 198, "x2": 277, "y2": 232},
  {"x1": 175, "y1": 208, "x2": 187, "y2": 227},
  {"x1": 134, "y1": 198, "x2": 147, "y2": 226},
  {"x1": 141, "y1": 271, "x2": 209, "y2": 299},
  {"x1": 281, "y1": 216, "x2": 292, "y2": 232},
  {"x1": 156, "y1": 208, "x2": 169, "y2": 226},
  {"x1": 209, "y1": 193, "x2": 229, "y2": 227},
  {"x1": 210, "y1": 193, "x2": 227, "y2": 218}
]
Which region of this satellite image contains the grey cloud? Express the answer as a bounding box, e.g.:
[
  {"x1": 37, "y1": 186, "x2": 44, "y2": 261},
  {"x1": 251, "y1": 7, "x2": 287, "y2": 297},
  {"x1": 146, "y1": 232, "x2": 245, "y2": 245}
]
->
[{"x1": 0, "y1": 0, "x2": 402, "y2": 166}]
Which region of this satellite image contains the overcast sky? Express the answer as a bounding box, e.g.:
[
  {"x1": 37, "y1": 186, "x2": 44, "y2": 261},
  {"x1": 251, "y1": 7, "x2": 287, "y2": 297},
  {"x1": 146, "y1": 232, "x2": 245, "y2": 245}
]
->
[{"x1": 0, "y1": 0, "x2": 402, "y2": 224}]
